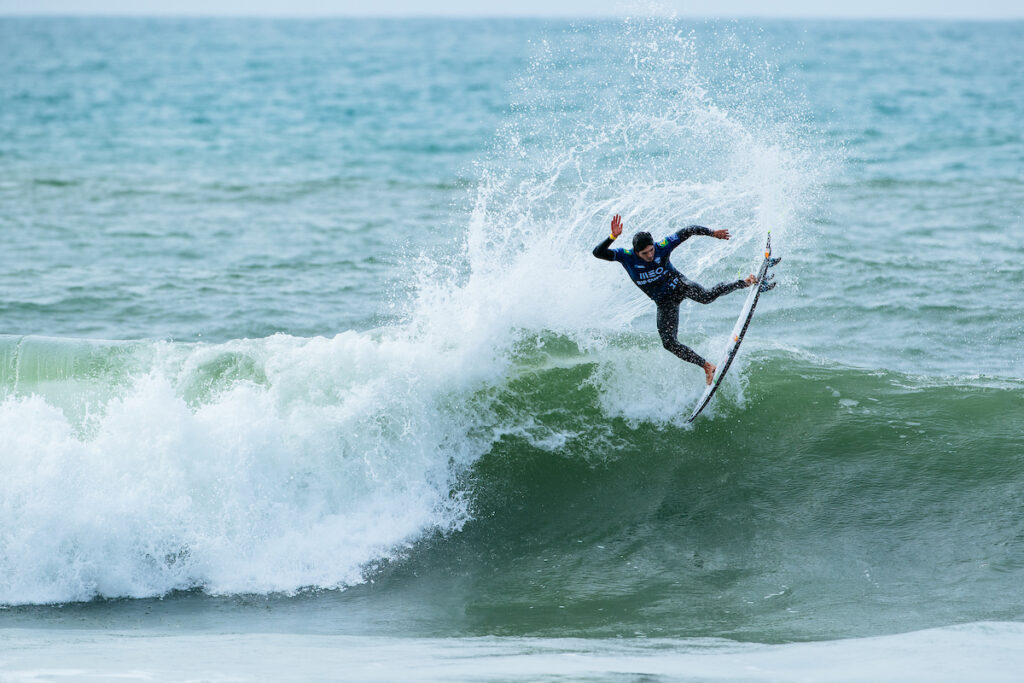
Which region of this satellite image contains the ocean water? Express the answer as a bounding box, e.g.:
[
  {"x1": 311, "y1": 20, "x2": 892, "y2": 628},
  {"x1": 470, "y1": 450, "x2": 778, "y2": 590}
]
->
[{"x1": 1, "y1": 15, "x2": 1023, "y2": 681}]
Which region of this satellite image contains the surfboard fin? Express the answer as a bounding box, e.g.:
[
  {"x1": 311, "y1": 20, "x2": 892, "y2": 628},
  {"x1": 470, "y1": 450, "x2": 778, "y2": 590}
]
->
[
  {"x1": 767, "y1": 256, "x2": 782, "y2": 268},
  {"x1": 758, "y1": 273, "x2": 777, "y2": 292}
]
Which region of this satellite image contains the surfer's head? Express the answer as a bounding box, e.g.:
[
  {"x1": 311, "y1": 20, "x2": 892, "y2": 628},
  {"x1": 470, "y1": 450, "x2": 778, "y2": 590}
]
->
[{"x1": 632, "y1": 232, "x2": 655, "y2": 261}]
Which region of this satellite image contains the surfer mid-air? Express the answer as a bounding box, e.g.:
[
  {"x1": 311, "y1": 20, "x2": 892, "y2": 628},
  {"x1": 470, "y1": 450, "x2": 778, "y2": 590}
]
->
[{"x1": 593, "y1": 214, "x2": 777, "y2": 386}]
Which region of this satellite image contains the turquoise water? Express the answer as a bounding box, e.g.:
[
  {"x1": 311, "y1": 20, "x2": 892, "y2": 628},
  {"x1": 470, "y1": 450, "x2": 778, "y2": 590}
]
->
[{"x1": 1, "y1": 16, "x2": 1023, "y2": 680}]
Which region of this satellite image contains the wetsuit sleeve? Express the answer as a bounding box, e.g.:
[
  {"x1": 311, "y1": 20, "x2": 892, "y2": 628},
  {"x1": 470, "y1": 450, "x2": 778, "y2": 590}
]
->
[
  {"x1": 592, "y1": 236, "x2": 621, "y2": 262},
  {"x1": 661, "y1": 225, "x2": 714, "y2": 255},
  {"x1": 675, "y1": 225, "x2": 714, "y2": 240}
]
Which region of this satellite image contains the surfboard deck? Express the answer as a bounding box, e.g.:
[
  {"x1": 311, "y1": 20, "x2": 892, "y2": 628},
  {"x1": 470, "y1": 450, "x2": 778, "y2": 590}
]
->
[{"x1": 686, "y1": 234, "x2": 777, "y2": 423}]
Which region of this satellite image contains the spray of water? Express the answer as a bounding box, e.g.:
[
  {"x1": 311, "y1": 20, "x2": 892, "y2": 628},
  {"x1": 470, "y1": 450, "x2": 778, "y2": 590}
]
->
[{"x1": 0, "y1": 17, "x2": 825, "y2": 605}]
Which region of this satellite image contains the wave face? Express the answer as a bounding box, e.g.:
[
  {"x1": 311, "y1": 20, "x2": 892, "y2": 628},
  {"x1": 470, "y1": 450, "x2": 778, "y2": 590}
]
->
[
  {"x1": 3, "y1": 334, "x2": 1024, "y2": 638},
  {"x1": 412, "y1": 351, "x2": 1024, "y2": 640}
]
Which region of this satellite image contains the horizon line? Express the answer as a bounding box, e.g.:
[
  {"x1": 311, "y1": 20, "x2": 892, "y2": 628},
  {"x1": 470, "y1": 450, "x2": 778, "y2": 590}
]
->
[{"x1": 2, "y1": 11, "x2": 1023, "y2": 20}]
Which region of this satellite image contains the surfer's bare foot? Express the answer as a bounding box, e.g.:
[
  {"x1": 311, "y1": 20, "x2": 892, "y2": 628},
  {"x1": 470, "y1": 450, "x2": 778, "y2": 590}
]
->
[
  {"x1": 703, "y1": 361, "x2": 716, "y2": 385},
  {"x1": 744, "y1": 273, "x2": 758, "y2": 286}
]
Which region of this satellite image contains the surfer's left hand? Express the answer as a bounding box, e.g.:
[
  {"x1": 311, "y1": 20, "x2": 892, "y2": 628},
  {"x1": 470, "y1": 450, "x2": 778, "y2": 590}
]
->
[{"x1": 712, "y1": 229, "x2": 730, "y2": 239}]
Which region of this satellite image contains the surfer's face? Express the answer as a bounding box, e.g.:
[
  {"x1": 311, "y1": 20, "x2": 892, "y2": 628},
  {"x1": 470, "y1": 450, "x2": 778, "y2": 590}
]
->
[{"x1": 638, "y1": 245, "x2": 655, "y2": 262}]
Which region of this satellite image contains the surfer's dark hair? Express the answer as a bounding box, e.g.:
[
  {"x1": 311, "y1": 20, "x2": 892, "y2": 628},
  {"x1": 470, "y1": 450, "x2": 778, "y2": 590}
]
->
[{"x1": 632, "y1": 231, "x2": 654, "y2": 252}]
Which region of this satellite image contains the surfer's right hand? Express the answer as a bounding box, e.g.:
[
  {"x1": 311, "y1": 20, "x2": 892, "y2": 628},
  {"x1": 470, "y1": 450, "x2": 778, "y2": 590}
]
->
[
  {"x1": 744, "y1": 273, "x2": 758, "y2": 286},
  {"x1": 610, "y1": 214, "x2": 623, "y2": 239}
]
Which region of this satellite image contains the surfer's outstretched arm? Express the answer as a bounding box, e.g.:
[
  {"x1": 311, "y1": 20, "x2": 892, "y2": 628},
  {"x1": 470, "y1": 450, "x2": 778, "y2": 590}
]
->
[
  {"x1": 660, "y1": 225, "x2": 731, "y2": 255},
  {"x1": 592, "y1": 236, "x2": 616, "y2": 261},
  {"x1": 593, "y1": 214, "x2": 624, "y2": 261},
  {"x1": 676, "y1": 225, "x2": 715, "y2": 241}
]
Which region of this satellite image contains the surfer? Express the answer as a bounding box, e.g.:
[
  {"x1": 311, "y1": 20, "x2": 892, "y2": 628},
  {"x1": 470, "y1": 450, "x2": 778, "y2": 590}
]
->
[{"x1": 593, "y1": 214, "x2": 765, "y2": 385}]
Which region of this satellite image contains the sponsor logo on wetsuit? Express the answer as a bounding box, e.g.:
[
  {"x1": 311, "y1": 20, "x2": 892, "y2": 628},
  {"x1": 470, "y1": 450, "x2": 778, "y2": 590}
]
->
[{"x1": 635, "y1": 267, "x2": 665, "y2": 283}]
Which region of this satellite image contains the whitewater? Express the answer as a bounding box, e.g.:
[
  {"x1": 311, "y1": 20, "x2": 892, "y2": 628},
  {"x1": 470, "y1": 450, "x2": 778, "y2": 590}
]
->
[
  {"x1": 1, "y1": 13, "x2": 1023, "y2": 681},
  {"x1": 0, "y1": 16, "x2": 815, "y2": 607}
]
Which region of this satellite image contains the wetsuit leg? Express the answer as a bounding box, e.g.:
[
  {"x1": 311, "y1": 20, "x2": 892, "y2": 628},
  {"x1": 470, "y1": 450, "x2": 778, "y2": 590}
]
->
[
  {"x1": 652, "y1": 276, "x2": 746, "y2": 367},
  {"x1": 656, "y1": 300, "x2": 707, "y2": 368},
  {"x1": 678, "y1": 277, "x2": 747, "y2": 304}
]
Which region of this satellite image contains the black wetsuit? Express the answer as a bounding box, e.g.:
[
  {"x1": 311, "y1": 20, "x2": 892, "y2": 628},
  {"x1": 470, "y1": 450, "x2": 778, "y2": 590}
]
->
[{"x1": 593, "y1": 226, "x2": 747, "y2": 367}]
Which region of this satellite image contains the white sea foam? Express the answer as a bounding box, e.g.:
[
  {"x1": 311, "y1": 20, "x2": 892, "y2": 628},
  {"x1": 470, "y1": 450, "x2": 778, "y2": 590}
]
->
[
  {"x1": 0, "y1": 18, "x2": 822, "y2": 605},
  {"x1": 0, "y1": 332, "x2": 493, "y2": 604},
  {"x1": 458, "y1": 19, "x2": 821, "y2": 426},
  {"x1": 2, "y1": 622, "x2": 1022, "y2": 682}
]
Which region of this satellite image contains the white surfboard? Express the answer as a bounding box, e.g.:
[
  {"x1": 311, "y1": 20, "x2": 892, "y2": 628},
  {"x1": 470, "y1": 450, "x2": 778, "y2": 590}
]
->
[{"x1": 686, "y1": 234, "x2": 777, "y2": 423}]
